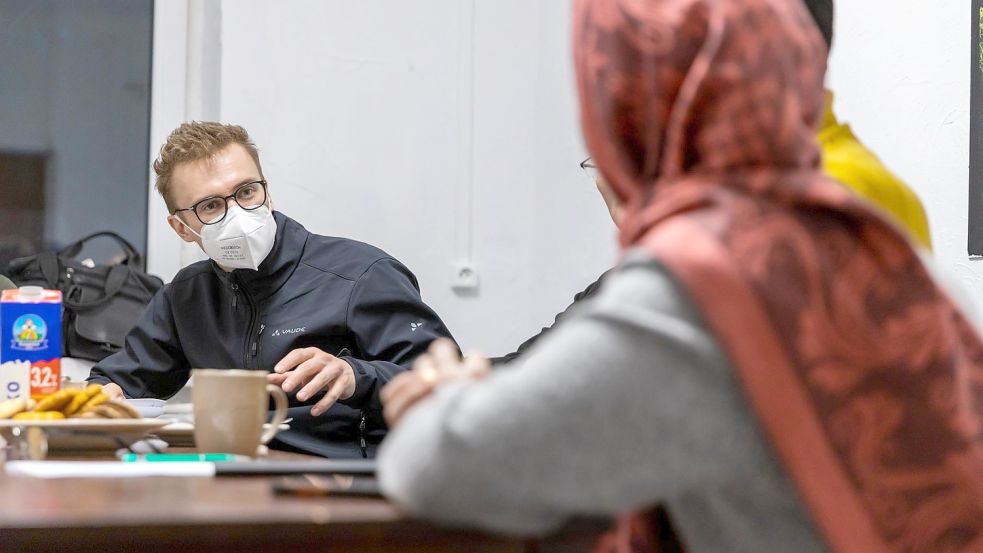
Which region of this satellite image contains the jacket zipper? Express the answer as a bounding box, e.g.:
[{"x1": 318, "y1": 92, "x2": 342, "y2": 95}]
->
[
  {"x1": 358, "y1": 412, "x2": 368, "y2": 458},
  {"x1": 337, "y1": 347, "x2": 366, "y2": 457},
  {"x1": 236, "y1": 278, "x2": 258, "y2": 369},
  {"x1": 250, "y1": 323, "x2": 265, "y2": 359},
  {"x1": 230, "y1": 283, "x2": 239, "y2": 309}
]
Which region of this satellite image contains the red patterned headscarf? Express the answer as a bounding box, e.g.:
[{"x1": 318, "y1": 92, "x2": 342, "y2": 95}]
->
[{"x1": 574, "y1": 1, "x2": 983, "y2": 552}]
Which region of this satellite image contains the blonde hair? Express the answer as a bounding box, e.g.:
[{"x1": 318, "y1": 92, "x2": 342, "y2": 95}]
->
[{"x1": 153, "y1": 121, "x2": 263, "y2": 212}]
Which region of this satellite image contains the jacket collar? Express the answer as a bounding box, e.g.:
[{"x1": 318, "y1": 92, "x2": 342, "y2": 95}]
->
[{"x1": 212, "y1": 211, "x2": 309, "y2": 302}]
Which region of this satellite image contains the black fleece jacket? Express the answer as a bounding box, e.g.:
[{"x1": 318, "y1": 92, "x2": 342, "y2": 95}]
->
[{"x1": 89, "y1": 211, "x2": 455, "y2": 458}]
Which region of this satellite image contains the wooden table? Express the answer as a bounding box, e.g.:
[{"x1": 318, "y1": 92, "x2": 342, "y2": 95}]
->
[{"x1": 0, "y1": 450, "x2": 604, "y2": 553}]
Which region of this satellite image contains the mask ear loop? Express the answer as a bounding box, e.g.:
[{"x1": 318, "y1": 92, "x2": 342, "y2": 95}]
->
[{"x1": 173, "y1": 214, "x2": 204, "y2": 239}]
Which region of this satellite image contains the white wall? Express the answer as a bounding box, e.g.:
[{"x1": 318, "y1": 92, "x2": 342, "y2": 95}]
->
[
  {"x1": 827, "y1": 1, "x2": 983, "y2": 300},
  {"x1": 147, "y1": 0, "x2": 981, "y2": 353}
]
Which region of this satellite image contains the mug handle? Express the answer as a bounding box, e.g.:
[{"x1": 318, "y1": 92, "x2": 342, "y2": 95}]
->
[{"x1": 260, "y1": 384, "x2": 289, "y2": 445}]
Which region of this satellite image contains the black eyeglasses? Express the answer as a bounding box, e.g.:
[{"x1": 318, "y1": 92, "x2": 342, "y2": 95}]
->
[
  {"x1": 580, "y1": 157, "x2": 599, "y2": 182},
  {"x1": 173, "y1": 180, "x2": 268, "y2": 225}
]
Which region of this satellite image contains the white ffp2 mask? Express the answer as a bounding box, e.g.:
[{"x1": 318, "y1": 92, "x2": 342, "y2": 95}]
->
[{"x1": 180, "y1": 205, "x2": 277, "y2": 271}]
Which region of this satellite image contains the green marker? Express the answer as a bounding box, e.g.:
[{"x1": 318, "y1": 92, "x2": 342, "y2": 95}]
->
[{"x1": 120, "y1": 453, "x2": 246, "y2": 462}]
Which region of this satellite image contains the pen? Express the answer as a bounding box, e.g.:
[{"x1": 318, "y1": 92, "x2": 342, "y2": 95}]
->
[{"x1": 120, "y1": 453, "x2": 248, "y2": 463}]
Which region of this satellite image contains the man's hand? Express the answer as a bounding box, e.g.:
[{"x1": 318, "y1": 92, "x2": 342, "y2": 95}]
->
[
  {"x1": 101, "y1": 382, "x2": 125, "y2": 401},
  {"x1": 381, "y1": 339, "x2": 490, "y2": 428},
  {"x1": 269, "y1": 347, "x2": 356, "y2": 416}
]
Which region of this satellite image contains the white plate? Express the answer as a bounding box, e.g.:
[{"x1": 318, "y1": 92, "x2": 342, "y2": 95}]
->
[
  {"x1": 0, "y1": 419, "x2": 172, "y2": 431},
  {"x1": 0, "y1": 419, "x2": 173, "y2": 457},
  {"x1": 155, "y1": 421, "x2": 289, "y2": 448},
  {"x1": 125, "y1": 398, "x2": 167, "y2": 418}
]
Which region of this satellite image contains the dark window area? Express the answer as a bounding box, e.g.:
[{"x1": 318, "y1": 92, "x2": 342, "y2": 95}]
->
[
  {"x1": 0, "y1": 0, "x2": 153, "y2": 271},
  {"x1": 971, "y1": 1, "x2": 983, "y2": 254}
]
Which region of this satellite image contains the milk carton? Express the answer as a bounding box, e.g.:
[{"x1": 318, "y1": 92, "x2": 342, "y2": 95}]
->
[{"x1": 1, "y1": 287, "x2": 62, "y2": 400}]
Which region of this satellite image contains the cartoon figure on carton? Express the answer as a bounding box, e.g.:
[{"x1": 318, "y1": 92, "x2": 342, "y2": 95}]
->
[{"x1": 18, "y1": 319, "x2": 38, "y2": 342}]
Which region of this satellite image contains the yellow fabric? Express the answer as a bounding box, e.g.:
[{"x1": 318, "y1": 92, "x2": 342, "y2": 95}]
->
[{"x1": 818, "y1": 94, "x2": 933, "y2": 250}]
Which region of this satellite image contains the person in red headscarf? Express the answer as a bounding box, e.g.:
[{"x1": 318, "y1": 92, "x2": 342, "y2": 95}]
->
[
  {"x1": 377, "y1": 0, "x2": 983, "y2": 551},
  {"x1": 490, "y1": 0, "x2": 933, "y2": 372}
]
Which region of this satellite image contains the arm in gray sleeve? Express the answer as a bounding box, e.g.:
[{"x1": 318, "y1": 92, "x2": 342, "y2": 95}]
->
[
  {"x1": 87, "y1": 288, "x2": 190, "y2": 399},
  {"x1": 377, "y1": 259, "x2": 750, "y2": 536}
]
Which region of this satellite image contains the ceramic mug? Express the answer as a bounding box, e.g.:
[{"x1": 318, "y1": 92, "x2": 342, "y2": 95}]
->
[{"x1": 192, "y1": 369, "x2": 288, "y2": 456}]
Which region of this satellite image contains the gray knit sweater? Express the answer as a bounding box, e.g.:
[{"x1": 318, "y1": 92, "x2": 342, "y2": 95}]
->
[{"x1": 378, "y1": 253, "x2": 831, "y2": 551}]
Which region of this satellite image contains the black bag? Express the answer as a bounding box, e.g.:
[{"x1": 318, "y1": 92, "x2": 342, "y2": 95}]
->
[{"x1": 7, "y1": 232, "x2": 164, "y2": 362}]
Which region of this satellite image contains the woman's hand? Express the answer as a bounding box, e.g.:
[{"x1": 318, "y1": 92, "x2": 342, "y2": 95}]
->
[{"x1": 381, "y1": 339, "x2": 490, "y2": 427}]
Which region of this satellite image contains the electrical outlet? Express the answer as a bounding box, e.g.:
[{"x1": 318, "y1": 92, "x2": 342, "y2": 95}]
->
[{"x1": 450, "y1": 262, "x2": 479, "y2": 291}]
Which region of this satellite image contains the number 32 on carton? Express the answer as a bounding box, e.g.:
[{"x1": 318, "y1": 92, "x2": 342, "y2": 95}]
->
[{"x1": 31, "y1": 364, "x2": 59, "y2": 394}]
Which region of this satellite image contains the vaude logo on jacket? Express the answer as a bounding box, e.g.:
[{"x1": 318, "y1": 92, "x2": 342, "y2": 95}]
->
[{"x1": 271, "y1": 326, "x2": 306, "y2": 337}]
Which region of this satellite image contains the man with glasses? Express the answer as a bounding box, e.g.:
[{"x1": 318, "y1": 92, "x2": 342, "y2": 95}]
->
[{"x1": 88, "y1": 121, "x2": 455, "y2": 458}]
